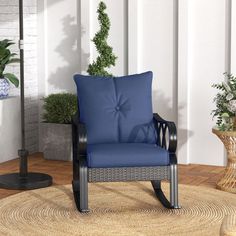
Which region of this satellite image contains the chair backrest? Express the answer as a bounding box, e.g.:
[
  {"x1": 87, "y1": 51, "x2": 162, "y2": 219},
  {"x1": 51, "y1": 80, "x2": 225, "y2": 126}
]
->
[{"x1": 74, "y1": 71, "x2": 156, "y2": 145}]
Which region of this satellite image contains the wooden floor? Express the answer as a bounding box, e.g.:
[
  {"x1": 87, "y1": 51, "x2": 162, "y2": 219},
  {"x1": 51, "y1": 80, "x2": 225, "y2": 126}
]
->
[{"x1": 0, "y1": 152, "x2": 225, "y2": 200}]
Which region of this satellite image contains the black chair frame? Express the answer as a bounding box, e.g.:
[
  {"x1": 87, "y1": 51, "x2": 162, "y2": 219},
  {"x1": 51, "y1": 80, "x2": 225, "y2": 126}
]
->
[{"x1": 72, "y1": 112, "x2": 180, "y2": 212}]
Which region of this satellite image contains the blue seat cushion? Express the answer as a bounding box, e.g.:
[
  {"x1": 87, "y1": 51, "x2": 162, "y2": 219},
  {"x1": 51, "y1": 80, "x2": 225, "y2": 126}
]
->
[
  {"x1": 87, "y1": 143, "x2": 169, "y2": 168},
  {"x1": 74, "y1": 72, "x2": 156, "y2": 145}
]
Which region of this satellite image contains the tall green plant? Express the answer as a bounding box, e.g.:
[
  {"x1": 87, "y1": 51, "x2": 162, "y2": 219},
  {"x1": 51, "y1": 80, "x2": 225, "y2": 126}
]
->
[
  {"x1": 87, "y1": 1, "x2": 117, "y2": 77},
  {"x1": 0, "y1": 39, "x2": 20, "y2": 87}
]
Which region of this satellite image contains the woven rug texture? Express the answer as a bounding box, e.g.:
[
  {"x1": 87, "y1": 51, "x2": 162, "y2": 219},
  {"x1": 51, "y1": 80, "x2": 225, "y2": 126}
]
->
[{"x1": 0, "y1": 182, "x2": 236, "y2": 236}]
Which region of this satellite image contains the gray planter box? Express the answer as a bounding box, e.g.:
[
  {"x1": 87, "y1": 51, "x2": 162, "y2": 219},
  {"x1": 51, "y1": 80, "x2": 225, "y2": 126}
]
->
[{"x1": 40, "y1": 123, "x2": 72, "y2": 161}]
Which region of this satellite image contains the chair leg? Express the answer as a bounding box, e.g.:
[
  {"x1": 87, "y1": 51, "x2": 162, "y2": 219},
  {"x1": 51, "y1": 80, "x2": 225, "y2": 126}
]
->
[
  {"x1": 72, "y1": 160, "x2": 89, "y2": 213},
  {"x1": 72, "y1": 180, "x2": 89, "y2": 213},
  {"x1": 170, "y1": 164, "x2": 180, "y2": 209},
  {"x1": 151, "y1": 164, "x2": 180, "y2": 209}
]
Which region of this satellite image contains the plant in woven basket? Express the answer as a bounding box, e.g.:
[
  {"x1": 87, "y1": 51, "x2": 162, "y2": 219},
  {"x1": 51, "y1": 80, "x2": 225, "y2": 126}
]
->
[
  {"x1": 42, "y1": 93, "x2": 77, "y2": 124},
  {"x1": 87, "y1": 1, "x2": 117, "y2": 77},
  {"x1": 212, "y1": 73, "x2": 236, "y2": 131}
]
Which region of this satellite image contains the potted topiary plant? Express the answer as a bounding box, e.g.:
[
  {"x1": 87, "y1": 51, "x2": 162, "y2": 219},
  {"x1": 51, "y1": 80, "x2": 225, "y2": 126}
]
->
[
  {"x1": 40, "y1": 93, "x2": 77, "y2": 161},
  {"x1": 0, "y1": 39, "x2": 20, "y2": 98},
  {"x1": 87, "y1": 1, "x2": 117, "y2": 76},
  {"x1": 212, "y1": 73, "x2": 236, "y2": 193}
]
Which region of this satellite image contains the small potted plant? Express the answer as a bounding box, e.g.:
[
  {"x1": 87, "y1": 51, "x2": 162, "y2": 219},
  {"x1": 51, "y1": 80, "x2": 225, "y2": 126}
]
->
[
  {"x1": 40, "y1": 93, "x2": 77, "y2": 161},
  {"x1": 212, "y1": 74, "x2": 236, "y2": 193},
  {"x1": 0, "y1": 39, "x2": 20, "y2": 98},
  {"x1": 212, "y1": 73, "x2": 236, "y2": 131}
]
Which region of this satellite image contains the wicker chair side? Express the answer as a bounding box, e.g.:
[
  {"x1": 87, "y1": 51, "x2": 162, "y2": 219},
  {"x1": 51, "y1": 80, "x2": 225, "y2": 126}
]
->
[{"x1": 88, "y1": 166, "x2": 170, "y2": 182}]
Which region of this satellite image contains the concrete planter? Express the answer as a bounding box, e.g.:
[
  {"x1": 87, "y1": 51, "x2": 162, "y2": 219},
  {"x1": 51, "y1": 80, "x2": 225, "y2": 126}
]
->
[{"x1": 40, "y1": 123, "x2": 72, "y2": 161}]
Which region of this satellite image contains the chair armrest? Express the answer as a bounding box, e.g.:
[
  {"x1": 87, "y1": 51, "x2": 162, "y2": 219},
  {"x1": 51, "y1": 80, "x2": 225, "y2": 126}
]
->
[
  {"x1": 153, "y1": 113, "x2": 177, "y2": 153},
  {"x1": 72, "y1": 113, "x2": 87, "y2": 157}
]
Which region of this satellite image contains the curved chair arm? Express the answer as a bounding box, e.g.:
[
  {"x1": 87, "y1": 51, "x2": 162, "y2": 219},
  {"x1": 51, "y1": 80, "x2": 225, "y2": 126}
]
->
[
  {"x1": 72, "y1": 113, "x2": 89, "y2": 212},
  {"x1": 72, "y1": 113, "x2": 87, "y2": 158},
  {"x1": 153, "y1": 113, "x2": 177, "y2": 153}
]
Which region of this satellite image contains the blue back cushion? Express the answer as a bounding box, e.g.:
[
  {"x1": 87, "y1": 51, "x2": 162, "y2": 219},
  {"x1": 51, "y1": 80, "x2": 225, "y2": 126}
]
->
[{"x1": 74, "y1": 72, "x2": 156, "y2": 145}]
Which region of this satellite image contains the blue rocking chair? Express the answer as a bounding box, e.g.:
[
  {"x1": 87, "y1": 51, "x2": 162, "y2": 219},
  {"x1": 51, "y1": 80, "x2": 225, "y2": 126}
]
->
[{"x1": 72, "y1": 71, "x2": 180, "y2": 212}]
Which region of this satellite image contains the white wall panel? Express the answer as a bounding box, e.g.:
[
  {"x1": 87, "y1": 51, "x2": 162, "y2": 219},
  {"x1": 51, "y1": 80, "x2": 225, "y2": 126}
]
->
[
  {"x1": 128, "y1": 0, "x2": 141, "y2": 74},
  {"x1": 232, "y1": 0, "x2": 236, "y2": 74},
  {"x1": 178, "y1": 0, "x2": 190, "y2": 164},
  {"x1": 139, "y1": 0, "x2": 175, "y2": 122},
  {"x1": 38, "y1": 0, "x2": 79, "y2": 97},
  {"x1": 187, "y1": 0, "x2": 225, "y2": 165}
]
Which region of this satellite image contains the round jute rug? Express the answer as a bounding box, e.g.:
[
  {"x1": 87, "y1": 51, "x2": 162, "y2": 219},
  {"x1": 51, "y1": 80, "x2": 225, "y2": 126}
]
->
[{"x1": 0, "y1": 182, "x2": 236, "y2": 236}]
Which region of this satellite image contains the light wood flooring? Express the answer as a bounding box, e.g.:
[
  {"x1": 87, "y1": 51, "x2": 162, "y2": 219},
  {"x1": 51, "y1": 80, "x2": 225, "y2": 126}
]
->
[{"x1": 0, "y1": 153, "x2": 225, "y2": 199}]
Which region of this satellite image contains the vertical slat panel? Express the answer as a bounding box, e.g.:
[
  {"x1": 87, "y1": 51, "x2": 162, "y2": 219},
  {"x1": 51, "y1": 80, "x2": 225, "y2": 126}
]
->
[
  {"x1": 173, "y1": 0, "x2": 179, "y2": 125},
  {"x1": 177, "y1": 0, "x2": 189, "y2": 164},
  {"x1": 80, "y1": 0, "x2": 91, "y2": 74},
  {"x1": 128, "y1": 0, "x2": 140, "y2": 74},
  {"x1": 225, "y1": 0, "x2": 232, "y2": 74},
  {"x1": 231, "y1": 0, "x2": 236, "y2": 74},
  {"x1": 41, "y1": 0, "x2": 79, "y2": 94},
  {"x1": 187, "y1": 0, "x2": 225, "y2": 166},
  {"x1": 138, "y1": 0, "x2": 175, "y2": 121}
]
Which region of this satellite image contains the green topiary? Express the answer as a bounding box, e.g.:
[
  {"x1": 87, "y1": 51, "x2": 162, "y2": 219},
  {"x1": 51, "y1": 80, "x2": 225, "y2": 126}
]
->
[
  {"x1": 87, "y1": 1, "x2": 117, "y2": 77},
  {"x1": 42, "y1": 93, "x2": 77, "y2": 124}
]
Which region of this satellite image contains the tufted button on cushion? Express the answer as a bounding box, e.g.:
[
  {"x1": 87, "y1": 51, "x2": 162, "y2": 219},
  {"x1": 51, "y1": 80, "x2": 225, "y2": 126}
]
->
[{"x1": 74, "y1": 71, "x2": 156, "y2": 145}]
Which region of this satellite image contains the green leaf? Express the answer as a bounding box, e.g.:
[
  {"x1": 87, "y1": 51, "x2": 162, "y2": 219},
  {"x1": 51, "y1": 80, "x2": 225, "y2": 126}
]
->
[
  {"x1": 0, "y1": 47, "x2": 6, "y2": 57},
  {"x1": 6, "y1": 58, "x2": 20, "y2": 64},
  {"x1": 221, "y1": 113, "x2": 230, "y2": 118},
  {"x1": 4, "y1": 73, "x2": 19, "y2": 87},
  {"x1": 0, "y1": 39, "x2": 14, "y2": 48},
  {"x1": 1, "y1": 52, "x2": 11, "y2": 65},
  {"x1": 0, "y1": 64, "x2": 5, "y2": 77},
  {"x1": 0, "y1": 48, "x2": 10, "y2": 60},
  {"x1": 0, "y1": 39, "x2": 10, "y2": 45}
]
